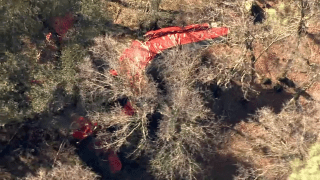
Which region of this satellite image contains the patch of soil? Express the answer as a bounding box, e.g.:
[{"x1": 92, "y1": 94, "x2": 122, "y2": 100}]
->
[
  {"x1": 200, "y1": 80, "x2": 294, "y2": 124},
  {"x1": 254, "y1": 34, "x2": 320, "y2": 102},
  {"x1": 307, "y1": 82, "x2": 320, "y2": 101},
  {"x1": 199, "y1": 153, "x2": 252, "y2": 180}
]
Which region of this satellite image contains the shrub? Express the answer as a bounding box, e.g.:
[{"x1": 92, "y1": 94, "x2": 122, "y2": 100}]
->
[
  {"x1": 24, "y1": 158, "x2": 99, "y2": 180},
  {"x1": 290, "y1": 143, "x2": 320, "y2": 180},
  {"x1": 231, "y1": 101, "x2": 320, "y2": 179},
  {"x1": 80, "y1": 35, "x2": 228, "y2": 179},
  {"x1": 148, "y1": 49, "x2": 211, "y2": 179},
  {"x1": 79, "y1": 35, "x2": 159, "y2": 152},
  {"x1": 0, "y1": 0, "x2": 109, "y2": 125}
]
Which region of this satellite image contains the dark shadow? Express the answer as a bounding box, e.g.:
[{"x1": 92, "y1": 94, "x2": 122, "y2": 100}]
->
[
  {"x1": 307, "y1": 32, "x2": 320, "y2": 46},
  {"x1": 0, "y1": 81, "x2": 92, "y2": 178},
  {"x1": 251, "y1": 3, "x2": 265, "y2": 24},
  {"x1": 147, "y1": 45, "x2": 294, "y2": 126},
  {"x1": 299, "y1": 90, "x2": 314, "y2": 101},
  {"x1": 278, "y1": 77, "x2": 296, "y2": 88},
  {"x1": 88, "y1": 51, "x2": 110, "y2": 73},
  {"x1": 199, "y1": 80, "x2": 293, "y2": 124},
  {"x1": 75, "y1": 135, "x2": 155, "y2": 180},
  {"x1": 0, "y1": 119, "x2": 67, "y2": 179},
  {"x1": 198, "y1": 153, "x2": 254, "y2": 180},
  {"x1": 146, "y1": 112, "x2": 162, "y2": 141},
  {"x1": 146, "y1": 55, "x2": 168, "y2": 96},
  {"x1": 75, "y1": 136, "x2": 114, "y2": 180},
  {"x1": 116, "y1": 146, "x2": 155, "y2": 180}
]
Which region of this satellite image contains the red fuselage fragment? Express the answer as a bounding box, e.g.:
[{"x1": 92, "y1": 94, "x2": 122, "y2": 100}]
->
[
  {"x1": 73, "y1": 24, "x2": 228, "y2": 175},
  {"x1": 111, "y1": 24, "x2": 229, "y2": 114},
  {"x1": 117, "y1": 24, "x2": 229, "y2": 73}
]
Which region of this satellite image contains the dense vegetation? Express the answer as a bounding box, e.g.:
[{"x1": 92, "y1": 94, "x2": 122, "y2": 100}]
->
[{"x1": 1, "y1": 0, "x2": 320, "y2": 180}]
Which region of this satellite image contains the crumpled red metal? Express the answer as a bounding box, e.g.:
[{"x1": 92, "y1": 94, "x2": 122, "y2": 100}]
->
[
  {"x1": 111, "y1": 24, "x2": 229, "y2": 114},
  {"x1": 72, "y1": 116, "x2": 122, "y2": 173},
  {"x1": 47, "y1": 12, "x2": 74, "y2": 42},
  {"x1": 123, "y1": 101, "x2": 135, "y2": 116},
  {"x1": 70, "y1": 23, "x2": 229, "y2": 175},
  {"x1": 107, "y1": 150, "x2": 122, "y2": 173},
  {"x1": 72, "y1": 116, "x2": 95, "y2": 140},
  {"x1": 115, "y1": 24, "x2": 228, "y2": 75}
]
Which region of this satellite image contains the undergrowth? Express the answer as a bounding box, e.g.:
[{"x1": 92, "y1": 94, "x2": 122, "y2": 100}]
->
[{"x1": 1, "y1": 0, "x2": 320, "y2": 180}]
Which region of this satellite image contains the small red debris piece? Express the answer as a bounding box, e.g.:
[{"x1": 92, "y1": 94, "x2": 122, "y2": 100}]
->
[
  {"x1": 109, "y1": 69, "x2": 118, "y2": 76},
  {"x1": 72, "y1": 116, "x2": 96, "y2": 140},
  {"x1": 107, "y1": 150, "x2": 122, "y2": 173},
  {"x1": 72, "y1": 131, "x2": 87, "y2": 140},
  {"x1": 123, "y1": 101, "x2": 135, "y2": 116},
  {"x1": 46, "y1": 32, "x2": 53, "y2": 42},
  {"x1": 45, "y1": 32, "x2": 57, "y2": 50},
  {"x1": 51, "y1": 12, "x2": 74, "y2": 42},
  {"x1": 30, "y1": 80, "x2": 42, "y2": 85}
]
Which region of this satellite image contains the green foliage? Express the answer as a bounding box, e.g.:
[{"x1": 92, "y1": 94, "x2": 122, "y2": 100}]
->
[
  {"x1": 0, "y1": 0, "x2": 104, "y2": 125},
  {"x1": 78, "y1": 0, "x2": 110, "y2": 20},
  {"x1": 290, "y1": 143, "x2": 320, "y2": 180},
  {"x1": 29, "y1": 44, "x2": 85, "y2": 114},
  {"x1": 0, "y1": 51, "x2": 34, "y2": 124},
  {"x1": 0, "y1": 45, "x2": 85, "y2": 124}
]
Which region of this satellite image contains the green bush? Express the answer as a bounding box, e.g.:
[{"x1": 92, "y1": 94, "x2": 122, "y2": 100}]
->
[{"x1": 0, "y1": 0, "x2": 108, "y2": 125}]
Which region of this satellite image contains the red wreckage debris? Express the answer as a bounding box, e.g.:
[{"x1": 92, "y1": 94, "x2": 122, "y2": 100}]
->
[
  {"x1": 43, "y1": 13, "x2": 123, "y2": 174},
  {"x1": 111, "y1": 23, "x2": 229, "y2": 114},
  {"x1": 112, "y1": 24, "x2": 229, "y2": 76},
  {"x1": 72, "y1": 116, "x2": 122, "y2": 174},
  {"x1": 50, "y1": 12, "x2": 74, "y2": 42},
  {"x1": 47, "y1": 15, "x2": 228, "y2": 175}
]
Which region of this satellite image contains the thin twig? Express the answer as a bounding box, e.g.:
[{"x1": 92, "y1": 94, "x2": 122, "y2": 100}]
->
[
  {"x1": 53, "y1": 139, "x2": 66, "y2": 166},
  {"x1": 104, "y1": 122, "x2": 141, "y2": 148},
  {"x1": 254, "y1": 34, "x2": 292, "y2": 64}
]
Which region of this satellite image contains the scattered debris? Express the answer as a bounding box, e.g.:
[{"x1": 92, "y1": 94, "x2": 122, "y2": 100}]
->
[
  {"x1": 109, "y1": 23, "x2": 229, "y2": 115},
  {"x1": 72, "y1": 116, "x2": 122, "y2": 174}
]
